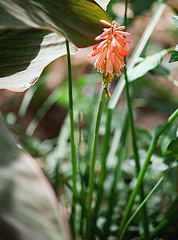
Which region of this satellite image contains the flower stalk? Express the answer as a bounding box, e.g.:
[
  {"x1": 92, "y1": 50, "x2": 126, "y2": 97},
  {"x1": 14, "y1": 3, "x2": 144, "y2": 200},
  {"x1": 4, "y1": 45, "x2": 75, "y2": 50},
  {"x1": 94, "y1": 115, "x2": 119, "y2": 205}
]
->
[
  {"x1": 86, "y1": 87, "x2": 107, "y2": 240},
  {"x1": 120, "y1": 0, "x2": 150, "y2": 239},
  {"x1": 66, "y1": 40, "x2": 78, "y2": 239}
]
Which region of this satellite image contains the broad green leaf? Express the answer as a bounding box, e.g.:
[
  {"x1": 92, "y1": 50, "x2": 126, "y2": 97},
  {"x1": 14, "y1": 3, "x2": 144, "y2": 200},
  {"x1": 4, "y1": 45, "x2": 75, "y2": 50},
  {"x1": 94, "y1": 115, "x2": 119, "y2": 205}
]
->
[
  {"x1": 127, "y1": 49, "x2": 168, "y2": 81},
  {"x1": 0, "y1": 29, "x2": 77, "y2": 91},
  {"x1": 172, "y1": 16, "x2": 178, "y2": 27},
  {"x1": 163, "y1": 138, "x2": 178, "y2": 157},
  {"x1": 0, "y1": 0, "x2": 112, "y2": 91},
  {"x1": 0, "y1": 0, "x2": 44, "y2": 28},
  {"x1": 168, "y1": 16, "x2": 178, "y2": 63},
  {"x1": 0, "y1": 0, "x2": 112, "y2": 48},
  {"x1": 169, "y1": 44, "x2": 178, "y2": 63},
  {"x1": 0, "y1": 119, "x2": 71, "y2": 240},
  {"x1": 158, "y1": 124, "x2": 177, "y2": 156}
]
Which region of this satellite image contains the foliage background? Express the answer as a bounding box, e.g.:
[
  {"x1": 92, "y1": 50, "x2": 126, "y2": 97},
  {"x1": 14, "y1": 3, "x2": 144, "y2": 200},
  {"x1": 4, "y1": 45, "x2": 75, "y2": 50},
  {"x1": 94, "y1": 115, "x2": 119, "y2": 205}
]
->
[{"x1": 0, "y1": 0, "x2": 178, "y2": 240}]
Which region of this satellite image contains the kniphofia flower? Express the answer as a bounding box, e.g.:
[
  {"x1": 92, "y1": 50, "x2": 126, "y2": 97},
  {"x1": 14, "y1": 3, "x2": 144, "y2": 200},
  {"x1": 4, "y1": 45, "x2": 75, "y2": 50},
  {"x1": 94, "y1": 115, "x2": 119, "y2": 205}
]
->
[{"x1": 88, "y1": 20, "x2": 131, "y2": 97}]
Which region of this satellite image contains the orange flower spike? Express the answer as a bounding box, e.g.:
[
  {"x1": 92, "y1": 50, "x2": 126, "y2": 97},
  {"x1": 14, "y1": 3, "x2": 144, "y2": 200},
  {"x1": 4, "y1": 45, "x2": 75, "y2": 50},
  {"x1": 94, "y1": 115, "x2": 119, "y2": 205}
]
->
[
  {"x1": 100, "y1": 20, "x2": 112, "y2": 26},
  {"x1": 88, "y1": 20, "x2": 131, "y2": 97}
]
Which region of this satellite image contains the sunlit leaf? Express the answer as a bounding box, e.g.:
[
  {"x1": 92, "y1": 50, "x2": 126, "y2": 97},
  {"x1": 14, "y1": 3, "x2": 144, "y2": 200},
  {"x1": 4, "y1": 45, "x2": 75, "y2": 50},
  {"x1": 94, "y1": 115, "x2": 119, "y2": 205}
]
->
[
  {"x1": 128, "y1": 49, "x2": 168, "y2": 81},
  {"x1": 169, "y1": 44, "x2": 178, "y2": 63},
  {"x1": 0, "y1": 119, "x2": 71, "y2": 240},
  {"x1": 172, "y1": 16, "x2": 178, "y2": 27},
  {"x1": 0, "y1": 29, "x2": 77, "y2": 91},
  {"x1": 95, "y1": 0, "x2": 111, "y2": 10}
]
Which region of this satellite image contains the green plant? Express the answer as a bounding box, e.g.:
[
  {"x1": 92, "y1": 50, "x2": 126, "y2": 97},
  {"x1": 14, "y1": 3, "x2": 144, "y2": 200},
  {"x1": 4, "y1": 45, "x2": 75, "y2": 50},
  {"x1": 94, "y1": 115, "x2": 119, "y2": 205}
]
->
[{"x1": 0, "y1": 1, "x2": 178, "y2": 240}]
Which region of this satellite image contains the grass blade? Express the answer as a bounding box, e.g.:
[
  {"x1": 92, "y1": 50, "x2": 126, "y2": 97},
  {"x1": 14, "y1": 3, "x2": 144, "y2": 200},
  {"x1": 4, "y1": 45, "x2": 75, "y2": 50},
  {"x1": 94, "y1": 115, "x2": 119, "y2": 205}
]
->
[
  {"x1": 86, "y1": 88, "x2": 106, "y2": 240},
  {"x1": 118, "y1": 108, "x2": 178, "y2": 240},
  {"x1": 66, "y1": 40, "x2": 78, "y2": 239}
]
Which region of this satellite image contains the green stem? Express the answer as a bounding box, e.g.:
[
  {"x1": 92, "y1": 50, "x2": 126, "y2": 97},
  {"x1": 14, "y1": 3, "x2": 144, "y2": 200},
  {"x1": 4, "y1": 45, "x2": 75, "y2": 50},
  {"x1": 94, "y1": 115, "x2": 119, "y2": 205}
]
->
[
  {"x1": 120, "y1": 162, "x2": 174, "y2": 239},
  {"x1": 149, "y1": 195, "x2": 178, "y2": 238},
  {"x1": 123, "y1": 1, "x2": 150, "y2": 238},
  {"x1": 78, "y1": 113, "x2": 86, "y2": 236},
  {"x1": 123, "y1": 64, "x2": 150, "y2": 239},
  {"x1": 120, "y1": 176, "x2": 163, "y2": 240},
  {"x1": 118, "y1": 108, "x2": 178, "y2": 240},
  {"x1": 123, "y1": 65, "x2": 140, "y2": 170},
  {"x1": 86, "y1": 88, "x2": 106, "y2": 240},
  {"x1": 66, "y1": 40, "x2": 78, "y2": 239},
  {"x1": 123, "y1": 0, "x2": 128, "y2": 27},
  {"x1": 92, "y1": 108, "x2": 112, "y2": 235},
  {"x1": 104, "y1": 111, "x2": 128, "y2": 239}
]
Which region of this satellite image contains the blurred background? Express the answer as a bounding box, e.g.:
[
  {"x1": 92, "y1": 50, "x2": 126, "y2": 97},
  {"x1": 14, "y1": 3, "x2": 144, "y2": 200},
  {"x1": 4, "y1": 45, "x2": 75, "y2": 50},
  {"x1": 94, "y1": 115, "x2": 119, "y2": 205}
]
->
[{"x1": 0, "y1": 0, "x2": 177, "y2": 140}]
